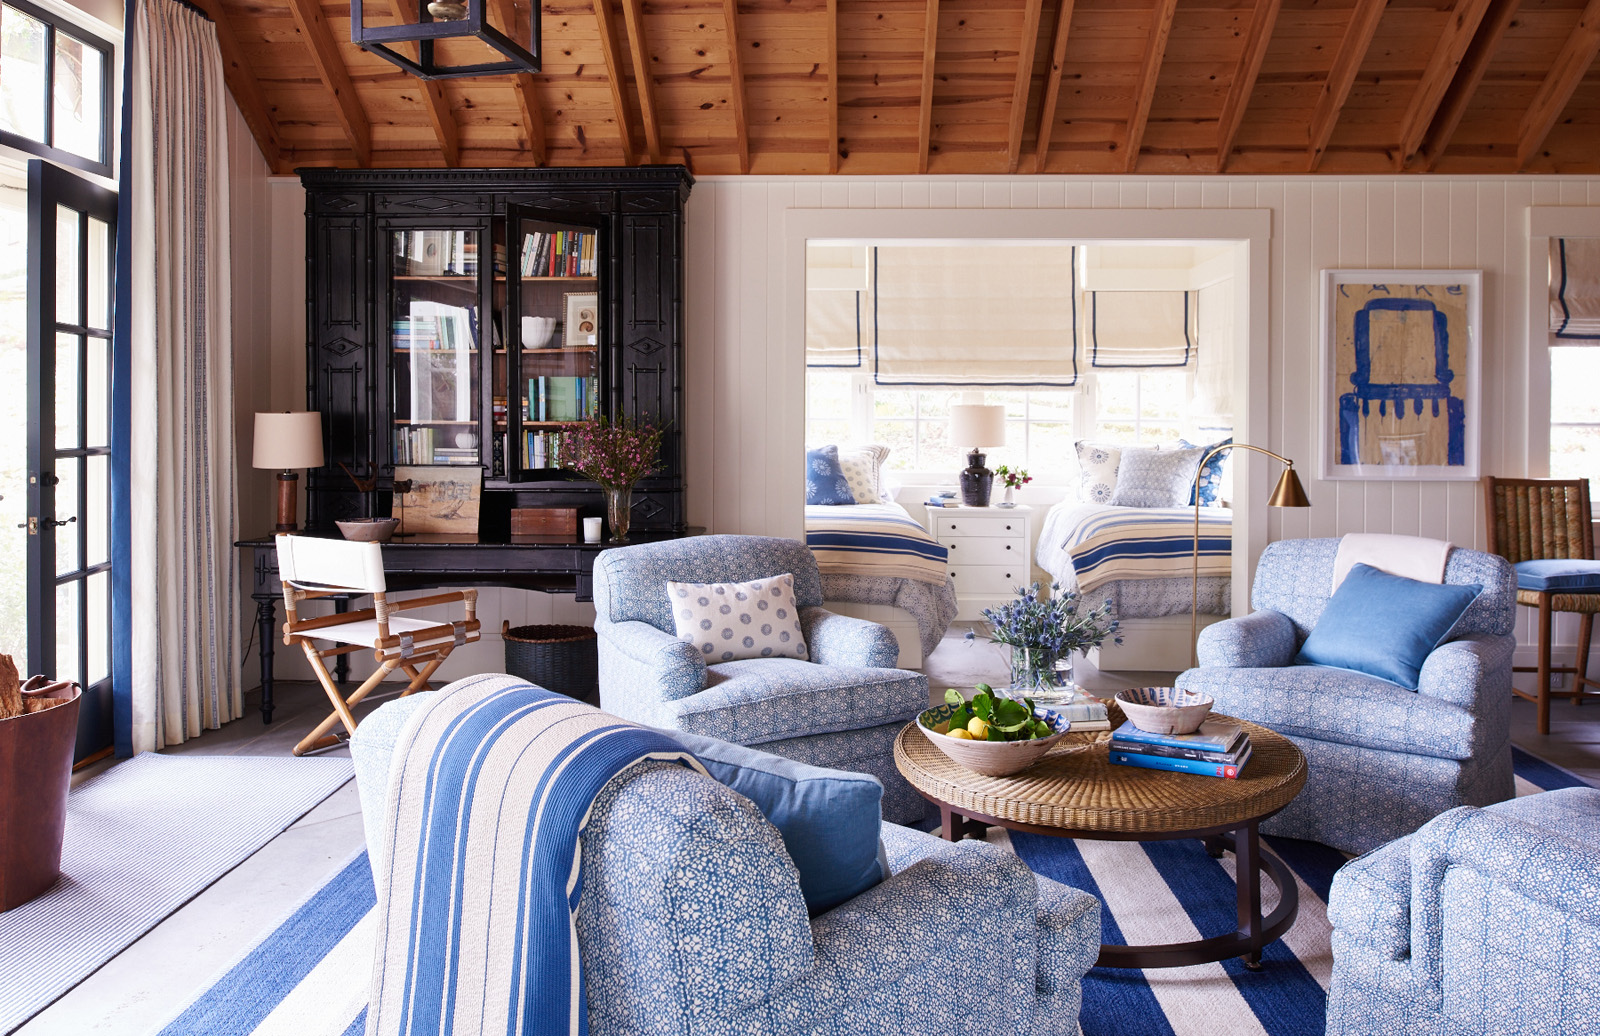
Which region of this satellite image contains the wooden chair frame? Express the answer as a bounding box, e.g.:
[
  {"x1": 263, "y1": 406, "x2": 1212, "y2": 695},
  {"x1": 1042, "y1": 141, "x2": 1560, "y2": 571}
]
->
[
  {"x1": 1484, "y1": 476, "x2": 1600, "y2": 734},
  {"x1": 281, "y1": 583, "x2": 480, "y2": 756}
]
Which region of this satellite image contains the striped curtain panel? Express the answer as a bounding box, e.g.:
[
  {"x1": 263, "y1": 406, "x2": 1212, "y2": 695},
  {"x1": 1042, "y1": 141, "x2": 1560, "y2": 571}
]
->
[
  {"x1": 1549, "y1": 238, "x2": 1600, "y2": 340},
  {"x1": 1087, "y1": 290, "x2": 1197, "y2": 368},
  {"x1": 126, "y1": 0, "x2": 240, "y2": 751},
  {"x1": 872, "y1": 244, "x2": 1079, "y2": 386}
]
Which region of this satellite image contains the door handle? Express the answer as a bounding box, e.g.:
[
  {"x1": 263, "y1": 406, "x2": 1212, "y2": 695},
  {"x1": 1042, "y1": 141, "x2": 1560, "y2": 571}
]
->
[
  {"x1": 16, "y1": 517, "x2": 37, "y2": 534},
  {"x1": 52, "y1": 517, "x2": 77, "y2": 527}
]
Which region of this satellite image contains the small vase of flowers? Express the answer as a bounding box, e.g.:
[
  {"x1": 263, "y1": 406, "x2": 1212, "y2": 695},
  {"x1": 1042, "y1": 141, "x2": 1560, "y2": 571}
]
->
[
  {"x1": 966, "y1": 582, "x2": 1121, "y2": 703},
  {"x1": 559, "y1": 417, "x2": 666, "y2": 542},
  {"x1": 995, "y1": 465, "x2": 1030, "y2": 508}
]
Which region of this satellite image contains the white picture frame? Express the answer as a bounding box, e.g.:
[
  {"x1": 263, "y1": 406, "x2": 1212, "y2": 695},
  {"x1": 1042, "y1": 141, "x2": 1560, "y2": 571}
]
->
[
  {"x1": 1319, "y1": 268, "x2": 1482, "y2": 481},
  {"x1": 563, "y1": 292, "x2": 599, "y2": 348}
]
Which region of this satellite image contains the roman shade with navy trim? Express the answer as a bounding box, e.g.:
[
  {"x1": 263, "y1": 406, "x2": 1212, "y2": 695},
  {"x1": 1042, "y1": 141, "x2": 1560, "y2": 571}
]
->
[
  {"x1": 1550, "y1": 238, "x2": 1600, "y2": 340},
  {"x1": 1088, "y1": 289, "x2": 1197, "y2": 369}
]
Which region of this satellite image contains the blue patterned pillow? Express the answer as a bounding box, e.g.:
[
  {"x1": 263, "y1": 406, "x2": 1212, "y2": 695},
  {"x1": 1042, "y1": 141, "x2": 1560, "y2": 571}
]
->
[
  {"x1": 1180, "y1": 437, "x2": 1232, "y2": 507},
  {"x1": 805, "y1": 445, "x2": 856, "y2": 506},
  {"x1": 1108, "y1": 446, "x2": 1205, "y2": 508}
]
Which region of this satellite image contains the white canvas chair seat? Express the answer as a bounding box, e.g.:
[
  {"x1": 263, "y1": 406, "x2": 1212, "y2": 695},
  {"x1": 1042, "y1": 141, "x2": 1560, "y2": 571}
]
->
[{"x1": 274, "y1": 534, "x2": 480, "y2": 755}]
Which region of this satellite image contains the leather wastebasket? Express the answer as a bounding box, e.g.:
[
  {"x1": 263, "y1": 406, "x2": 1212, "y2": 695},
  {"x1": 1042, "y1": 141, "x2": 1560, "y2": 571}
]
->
[{"x1": 0, "y1": 679, "x2": 81, "y2": 912}]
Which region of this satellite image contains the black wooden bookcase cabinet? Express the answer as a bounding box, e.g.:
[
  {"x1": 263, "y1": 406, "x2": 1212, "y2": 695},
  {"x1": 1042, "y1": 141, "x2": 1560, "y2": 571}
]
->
[{"x1": 298, "y1": 166, "x2": 692, "y2": 538}]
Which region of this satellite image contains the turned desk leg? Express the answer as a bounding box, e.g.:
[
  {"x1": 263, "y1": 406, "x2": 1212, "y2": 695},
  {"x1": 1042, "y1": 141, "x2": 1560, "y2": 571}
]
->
[
  {"x1": 255, "y1": 595, "x2": 277, "y2": 724},
  {"x1": 333, "y1": 597, "x2": 350, "y2": 685}
]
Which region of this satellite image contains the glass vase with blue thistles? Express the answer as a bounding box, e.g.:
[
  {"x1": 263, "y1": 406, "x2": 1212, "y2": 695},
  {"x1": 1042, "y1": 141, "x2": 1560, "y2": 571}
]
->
[{"x1": 967, "y1": 583, "x2": 1121, "y2": 705}]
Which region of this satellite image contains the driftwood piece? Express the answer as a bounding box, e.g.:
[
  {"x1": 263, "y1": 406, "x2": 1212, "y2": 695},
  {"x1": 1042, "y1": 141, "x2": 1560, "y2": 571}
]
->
[{"x1": 0, "y1": 654, "x2": 21, "y2": 719}]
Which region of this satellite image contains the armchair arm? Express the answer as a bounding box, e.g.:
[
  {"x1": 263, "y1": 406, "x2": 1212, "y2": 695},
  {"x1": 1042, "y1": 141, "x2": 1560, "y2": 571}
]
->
[
  {"x1": 1416, "y1": 632, "x2": 1513, "y2": 710},
  {"x1": 1194, "y1": 609, "x2": 1298, "y2": 669},
  {"x1": 595, "y1": 619, "x2": 707, "y2": 705},
  {"x1": 799, "y1": 606, "x2": 899, "y2": 669}
]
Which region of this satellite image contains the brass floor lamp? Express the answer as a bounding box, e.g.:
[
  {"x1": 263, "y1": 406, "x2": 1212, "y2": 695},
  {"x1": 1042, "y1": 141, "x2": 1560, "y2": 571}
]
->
[{"x1": 1191, "y1": 444, "x2": 1312, "y2": 668}]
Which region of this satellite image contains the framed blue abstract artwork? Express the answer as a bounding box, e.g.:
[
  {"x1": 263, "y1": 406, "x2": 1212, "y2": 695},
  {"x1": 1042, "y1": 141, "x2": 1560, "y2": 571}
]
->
[{"x1": 1319, "y1": 269, "x2": 1482, "y2": 481}]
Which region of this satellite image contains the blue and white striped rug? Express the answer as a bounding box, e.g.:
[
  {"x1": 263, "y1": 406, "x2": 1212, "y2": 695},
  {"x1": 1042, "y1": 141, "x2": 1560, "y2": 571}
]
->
[{"x1": 154, "y1": 747, "x2": 1590, "y2": 1036}]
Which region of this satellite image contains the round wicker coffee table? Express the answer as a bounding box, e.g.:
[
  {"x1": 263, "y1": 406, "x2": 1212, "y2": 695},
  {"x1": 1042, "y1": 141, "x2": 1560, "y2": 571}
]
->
[{"x1": 894, "y1": 707, "x2": 1307, "y2": 970}]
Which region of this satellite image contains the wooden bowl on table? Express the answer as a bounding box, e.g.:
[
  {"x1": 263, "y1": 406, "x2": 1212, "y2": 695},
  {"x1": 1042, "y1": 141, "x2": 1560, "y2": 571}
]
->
[{"x1": 336, "y1": 517, "x2": 400, "y2": 543}]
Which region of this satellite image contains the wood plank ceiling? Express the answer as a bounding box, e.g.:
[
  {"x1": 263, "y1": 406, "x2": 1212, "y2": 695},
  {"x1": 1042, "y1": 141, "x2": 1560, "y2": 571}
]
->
[{"x1": 212, "y1": 0, "x2": 1600, "y2": 175}]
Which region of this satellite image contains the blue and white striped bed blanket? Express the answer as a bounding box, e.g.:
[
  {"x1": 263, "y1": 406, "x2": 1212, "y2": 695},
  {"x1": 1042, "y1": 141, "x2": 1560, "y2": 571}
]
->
[
  {"x1": 367, "y1": 674, "x2": 706, "y2": 1036},
  {"x1": 1036, "y1": 502, "x2": 1232, "y2": 596},
  {"x1": 804, "y1": 502, "x2": 949, "y2": 585}
]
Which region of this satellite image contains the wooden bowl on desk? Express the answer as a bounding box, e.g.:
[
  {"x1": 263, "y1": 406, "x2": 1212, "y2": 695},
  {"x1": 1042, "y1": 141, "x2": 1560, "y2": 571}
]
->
[{"x1": 336, "y1": 517, "x2": 400, "y2": 543}]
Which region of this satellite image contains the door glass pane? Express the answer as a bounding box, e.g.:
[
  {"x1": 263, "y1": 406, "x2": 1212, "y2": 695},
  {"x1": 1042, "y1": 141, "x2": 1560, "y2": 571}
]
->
[
  {"x1": 389, "y1": 229, "x2": 482, "y2": 467},
  {"x1": 86, "y1": 217, "x2": 108, "y2": 329},
  {"x1": 54, "y1": 579, "x2": 79, "y2": 684},
  {"x1": 0, "y1": 4, "x2": 48, "y2": 143},
  {"x1": 52, "y1": 31, "x2": 102, "y2": 162},
  {"x1": 86, "y1": 569, "x2": 106, "y2": 684},
  {"x1": 56, "y1": 206, "x2": 79, "y2": 325},
  {"x1": 0, "y1": 164, "x2": 25, "y2": 664},
  {"x1": 85, "y1": 453, "x2": 105, "y2": 566},
  {"x1": 85, "y1": 335, "x2": 106, "y2": 446},
  {"x1": 55, "y1": 331, "x2": 79, "y2": 448},
  {"x1": 54, "y1": 455, "x2": 79, "y2": 576}
]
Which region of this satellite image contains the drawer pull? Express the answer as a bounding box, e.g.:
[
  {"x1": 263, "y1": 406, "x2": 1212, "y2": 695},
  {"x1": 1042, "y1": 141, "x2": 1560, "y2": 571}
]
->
[
  {"x1": 1005, "y1": 525, "x2": 1012, "y2": 531},
  {"x1": 1005, "y1": 544, "x2": 1012, "y2": 551}
]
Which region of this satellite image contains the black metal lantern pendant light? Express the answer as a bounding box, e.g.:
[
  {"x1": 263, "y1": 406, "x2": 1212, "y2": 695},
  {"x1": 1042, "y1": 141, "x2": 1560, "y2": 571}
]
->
[{"x1": 351, "y1": 0, "x2": 540, "y2": 79}]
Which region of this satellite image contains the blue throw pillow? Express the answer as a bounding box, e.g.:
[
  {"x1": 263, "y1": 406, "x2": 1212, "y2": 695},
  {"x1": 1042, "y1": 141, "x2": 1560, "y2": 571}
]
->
[
  {"x1": 805, "y1": 445, "x2": 856, "y2": 506},
  {"x1": 667, "y1": 730, "x2": 888, "y2": 914},
  {"x1": 1296, "y1": 563, "x2": 1482, "y2": 690},
  {"x1": 1180, "y1": 437, "x2": 1231, "y2": 507}
]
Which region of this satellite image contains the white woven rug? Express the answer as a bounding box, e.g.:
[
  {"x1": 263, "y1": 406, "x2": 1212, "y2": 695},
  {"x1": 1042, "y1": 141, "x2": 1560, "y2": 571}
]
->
[{"x1": 0, "y1": 752, "x2": 352, "y2": 1034}]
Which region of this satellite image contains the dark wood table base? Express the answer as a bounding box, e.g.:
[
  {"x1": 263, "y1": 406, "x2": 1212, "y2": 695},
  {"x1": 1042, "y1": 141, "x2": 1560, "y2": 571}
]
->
[{"x1": 937, "y1": 805, "x2": 1299, "y2": 971}]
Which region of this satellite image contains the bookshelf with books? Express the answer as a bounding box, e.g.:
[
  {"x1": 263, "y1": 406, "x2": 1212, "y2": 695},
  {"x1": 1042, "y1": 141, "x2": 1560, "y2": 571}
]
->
[{"x1": 388, "y1": 228, "x2": 484, "y2": 469}]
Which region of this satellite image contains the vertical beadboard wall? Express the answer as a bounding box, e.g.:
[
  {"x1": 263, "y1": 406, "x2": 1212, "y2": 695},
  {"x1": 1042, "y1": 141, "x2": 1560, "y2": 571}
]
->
[{"x1": 236, "y1": 170, "x2": 1600, "y2": 686}]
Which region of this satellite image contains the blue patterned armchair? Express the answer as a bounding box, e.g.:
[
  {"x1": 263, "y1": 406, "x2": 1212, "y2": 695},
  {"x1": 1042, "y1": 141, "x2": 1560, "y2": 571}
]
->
[
  {"x1": 351, "y1": 693, "x2": 1102, "y2": 1036},
  {"x1": 592, "y1": 535, "x2": 933, "y2": 823},
  {"x1": 1327, "y1": 788, "x2": 1600, "y2": 1036},
  {"x1": 1176, "y1": 537, "x2": 1516, "y2": 854}
]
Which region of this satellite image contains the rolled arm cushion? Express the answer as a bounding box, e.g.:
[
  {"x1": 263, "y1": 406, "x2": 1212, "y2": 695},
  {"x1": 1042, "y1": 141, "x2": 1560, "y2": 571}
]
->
[
  {"x1": 1415, "y1": 632, "x2": 1513, "y2": 710},
  {"x1": 800, "y1": 606, "x2": 899, "y2": 669},
  {"x1": 1194, "y1": 609, "x2": 1298, "y2": 669},
  {"x1": 597, "y1": 619, "x2": 707, "y2": 702}
]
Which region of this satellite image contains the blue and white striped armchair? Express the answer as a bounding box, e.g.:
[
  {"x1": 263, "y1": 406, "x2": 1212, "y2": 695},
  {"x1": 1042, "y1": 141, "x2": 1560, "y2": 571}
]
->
[
  {"x1": 591, "y1": 535, "x2": 933, "y2": 823},
  {"x1": 1176, "y1": 537, "x2": 1517, "y2": 854}
]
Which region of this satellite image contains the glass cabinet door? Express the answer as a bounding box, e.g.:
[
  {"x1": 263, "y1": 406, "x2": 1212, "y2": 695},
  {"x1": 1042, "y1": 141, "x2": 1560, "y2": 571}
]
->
[
  {"x1": 496, "y1": 208, "x2": 602, "y2": 478},
  {"x1": 389, "y1": 228, "x2": 483, "y2": 468}
]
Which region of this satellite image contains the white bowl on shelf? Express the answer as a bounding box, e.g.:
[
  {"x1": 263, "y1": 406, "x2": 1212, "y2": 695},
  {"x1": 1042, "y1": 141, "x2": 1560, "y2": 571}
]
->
[
  {"x1": 521, "y1": 316, "x2": 557, "y2": 349},
  {"x1": 1114, "y1": 687, "x2": 1214, "y2": 735}
]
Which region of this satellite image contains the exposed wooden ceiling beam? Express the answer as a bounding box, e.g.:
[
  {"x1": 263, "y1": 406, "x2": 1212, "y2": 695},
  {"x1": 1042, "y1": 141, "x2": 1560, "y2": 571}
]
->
[
  {"x1": 722, "y1": 0, "x2": 749, "y2": 174},
  {"x1": 916, "y1": 0, "x2": 939, "y2": 174},
  {"x1": 1415, "y1": 0, "x2": 1521, "y2": 171},
  {"x1": 826, "y1": 0, "x2": 839, "y2": 172},
  {"x1": 489, "y1": 0, "x2": 546, "y2": 165},
  {"x1": 620, "y1": 0, "x2": 662, "y2": 163},
  {"x1": 189, "y1": 0, "x2": 281, "y2": 170},
  {"x1": 1033, "y1": 0, "x2": 1076, "y2": 172},
  {"x1": 1516, "y1": 0, "x2": 1600, "y2": 168},
  {"x1": 1394, "y1": 0, "x2": 1494, "y2": 169},
  {"x1": 1004, "y1": 0, "x2": 1045, "y2": 173},
  {"x1": 287, "y1": 0, "x2": 371, "y2": 166},
  {"x1": 1124, "y1": 0, "x2": 1178, "y2": 173},
  {"x1": 391, "y1": 0, "x2": 460, "y2": 166},
  {"x1": 1214, "y1": 0, "x2": 1281, "y2": 173},
  {"x1": 1306, "y1": 0, "x2": 1388, "y2": 172},
  {"x1": 591, "y1": 0, "x2": 638, "y2": 164}
]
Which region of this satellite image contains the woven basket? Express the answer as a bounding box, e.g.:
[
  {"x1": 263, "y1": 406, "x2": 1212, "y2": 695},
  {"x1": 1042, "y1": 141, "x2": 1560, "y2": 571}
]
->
[{"x1": 502, "y1": 622, "x2": 599, "y2": 704}]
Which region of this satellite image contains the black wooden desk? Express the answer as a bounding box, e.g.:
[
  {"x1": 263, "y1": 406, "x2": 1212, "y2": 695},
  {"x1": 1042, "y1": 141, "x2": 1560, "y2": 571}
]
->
[{"x1": 236, "y1": 530, "x2": 689, "y2": 723}]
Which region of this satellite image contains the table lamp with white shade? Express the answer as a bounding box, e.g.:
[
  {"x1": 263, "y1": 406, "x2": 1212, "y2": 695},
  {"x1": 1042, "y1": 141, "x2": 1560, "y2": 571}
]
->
[
  {"x1": 949, "y1": 403, "x2": 1007, "y2": 507},
  {"x1": 253, "y1": 411, "x2": 324, "y2": 532}
]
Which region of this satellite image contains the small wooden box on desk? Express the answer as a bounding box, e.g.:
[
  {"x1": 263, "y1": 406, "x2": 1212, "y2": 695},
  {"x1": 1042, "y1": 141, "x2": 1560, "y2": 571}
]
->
[{"x1": 929, "y1": 504, "x2": 1034, "y2": 622}]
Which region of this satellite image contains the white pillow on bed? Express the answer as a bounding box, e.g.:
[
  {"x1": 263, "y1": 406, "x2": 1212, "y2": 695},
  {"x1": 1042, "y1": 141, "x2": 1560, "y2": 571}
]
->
[
  {"x1": 1075, "y1": 441, "x2": 1122, "y2": 505},
  {"x1": 836, "y1": 444, "x2": 891, "y2": 504},
  {"x1": 1109, "y1": 446, "x2": 1206, "y2": 508}
]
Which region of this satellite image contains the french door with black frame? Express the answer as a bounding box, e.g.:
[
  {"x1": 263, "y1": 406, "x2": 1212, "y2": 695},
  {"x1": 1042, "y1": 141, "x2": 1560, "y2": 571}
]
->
[{"x1": 26, "y1": 158, "x2": 116, "y2": 760}]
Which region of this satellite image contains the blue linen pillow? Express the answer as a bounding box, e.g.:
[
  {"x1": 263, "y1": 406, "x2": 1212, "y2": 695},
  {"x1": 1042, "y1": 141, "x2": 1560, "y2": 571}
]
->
[
  {"x1": 1108, "y1": 446, "x2": 1206, "y2": 508},
  {"x1": 1179, "y1": 437, "x2": 1231, "y2": 507},
  {"x1": 1515, "y1": 559, "x2": 1600, "y2": 593},
  {"x1": 667, "y1": 730, "x2": 889, "y2": 914},
  {"x1": 805, "y1": 445, "x2": 856, "y2": 506},
  {"x1": 1296, "y1": 563, "x2": 1482, "y2": 690}
]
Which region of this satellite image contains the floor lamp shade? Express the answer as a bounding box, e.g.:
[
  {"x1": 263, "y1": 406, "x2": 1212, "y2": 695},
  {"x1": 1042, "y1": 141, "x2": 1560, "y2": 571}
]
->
[
  {"x1": 950, "y1": 404, "x2": 1006, "y2": 507},
  {"x1": 253, "y1": 412, "x2": 324, "y2": 532}
]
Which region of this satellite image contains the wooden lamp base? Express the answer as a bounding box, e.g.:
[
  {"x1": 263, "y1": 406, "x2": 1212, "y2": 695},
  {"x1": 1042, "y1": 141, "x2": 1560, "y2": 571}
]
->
[{"x1": 275, "y1": 471, "x2": 300, "y2": 531}]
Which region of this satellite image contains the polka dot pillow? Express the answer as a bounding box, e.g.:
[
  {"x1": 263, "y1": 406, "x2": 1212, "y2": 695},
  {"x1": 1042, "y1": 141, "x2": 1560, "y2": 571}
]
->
[
  {"x1": 667, "y1": 573, "x2": 810, "y2": 663},
  {"x1": 836, "y1": 444, "x2": 891, "y2": 504}
]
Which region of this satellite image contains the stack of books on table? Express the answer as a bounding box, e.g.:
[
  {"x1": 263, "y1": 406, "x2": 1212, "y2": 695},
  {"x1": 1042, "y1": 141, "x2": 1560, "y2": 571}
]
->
[
  {"x1": 1051, "y1": 688, "x2": 1110, "y2": 732},
  {"x1": 1107, "y1": 718, "x2": 1252, "y2": 779}
]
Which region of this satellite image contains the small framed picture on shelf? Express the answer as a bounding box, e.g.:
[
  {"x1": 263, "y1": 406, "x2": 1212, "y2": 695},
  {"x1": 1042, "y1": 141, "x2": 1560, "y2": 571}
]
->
[{"x1": 563, "y1": 292, "x2": 599, "y2": 347}]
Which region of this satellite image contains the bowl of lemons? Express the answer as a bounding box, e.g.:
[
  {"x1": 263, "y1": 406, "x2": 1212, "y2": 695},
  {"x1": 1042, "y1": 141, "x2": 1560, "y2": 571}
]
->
[{"x1": 917, "y1": 685, "x2": 1071, "y2": 777}]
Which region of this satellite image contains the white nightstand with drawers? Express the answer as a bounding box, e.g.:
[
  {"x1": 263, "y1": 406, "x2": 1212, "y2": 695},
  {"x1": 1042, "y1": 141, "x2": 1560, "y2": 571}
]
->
[{"x1": 930, "y1": 505, "x2": 1034, "y2": 622}]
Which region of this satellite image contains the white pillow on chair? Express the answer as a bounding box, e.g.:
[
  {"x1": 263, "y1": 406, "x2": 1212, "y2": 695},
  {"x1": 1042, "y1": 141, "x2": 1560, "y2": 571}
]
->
[{"x1": 667, "y1": 573, "x2": 810, "y2": 663}]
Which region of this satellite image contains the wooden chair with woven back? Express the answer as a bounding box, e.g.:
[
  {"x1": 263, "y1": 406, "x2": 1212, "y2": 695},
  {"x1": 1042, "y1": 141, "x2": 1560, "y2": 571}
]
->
[
  {"x1": 275, "y1": 534, "x2": 480, "y2": 756},
  {"x1": 1483, "y1": 477, "x2": 1600, "y2": 734}
]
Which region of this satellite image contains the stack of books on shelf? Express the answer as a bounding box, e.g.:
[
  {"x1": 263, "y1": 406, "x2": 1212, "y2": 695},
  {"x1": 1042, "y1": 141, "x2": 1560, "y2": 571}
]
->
[
  {"x1": 525, "y1": 429, "x2": 568, "y2": 469},
  {"x1": 521, "y1": 230, "x2": 596, "y2": 277},
  {"x1": 395, "y1": 427, "x2": 480, "y2": 467},
  {"x1": 1051, "y1": 688, "x2": 1110, "y2": 732},
  {"x1": 525, "y1": 376, "x2": 599, "y2": 422},
  {"x1": 1107, "y1": 718, "x2": 1252, "y2": 779}
]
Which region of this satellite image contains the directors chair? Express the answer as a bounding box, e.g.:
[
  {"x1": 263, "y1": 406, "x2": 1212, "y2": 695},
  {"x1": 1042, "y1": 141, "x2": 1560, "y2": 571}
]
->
[{"x1": 275, "y1": 534, "x2": 480, "y2": 756}]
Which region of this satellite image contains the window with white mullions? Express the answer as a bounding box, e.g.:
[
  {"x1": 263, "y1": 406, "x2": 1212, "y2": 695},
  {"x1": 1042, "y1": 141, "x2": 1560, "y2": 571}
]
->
[
  {"x1": 0, "y1": 0, "x2": 113, "y2": 177},
  {"x1": 1549, "y1": 347, "x2": 1600, "y2": 493},
  {"x1": 1090, "y1": 371, "x2": 1189, "y2": 446}
]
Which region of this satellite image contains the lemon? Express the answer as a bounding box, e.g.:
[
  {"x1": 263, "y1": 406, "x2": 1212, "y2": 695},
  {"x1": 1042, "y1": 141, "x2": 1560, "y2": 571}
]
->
[
  {"x1": 967, "y1": 717, "x2": 990, "y2": 739},
  {"x1": 945, "y1": 728, "x2": 973, "y2": 740}
]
